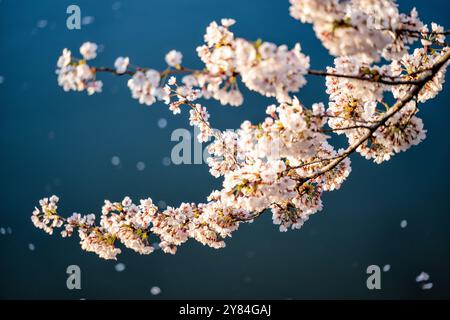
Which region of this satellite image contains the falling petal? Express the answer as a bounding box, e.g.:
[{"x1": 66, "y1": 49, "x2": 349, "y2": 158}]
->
[
  {"x1": 158, "y1": 118, "x2": 167, "y2": 129},
  {"x1": 36, "y1": 20, "x2": 48, "y2": 28},
  {"x1": 150, "y1": 286, "x2": 161, "y2": 296},
  {"x1": 421, "y1": 282, "x2": 433, "y2": 290},
  {"x1": 416, "y1": 272, "x2": 430, "y2": 282},
  {"x1": 162, "y1": 157, "x2": 171, "y2": 166},
  {"x1": 136, "y1": 161, "x2": 146, "y2": 171},
  {"x1": 82, "y1": 16, "x2": 95, "y2": 25},
  {"x1": 114, "y1": 263, "x2": 126, "y2": 272},
  {"x1": 112, "y1": 1, "x2": 122, "y2": 10},
  {"x1": 111, "y1": 156, "x2": 121, "y2": 166}
]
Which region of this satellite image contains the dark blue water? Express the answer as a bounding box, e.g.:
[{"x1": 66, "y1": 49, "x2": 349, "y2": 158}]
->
[{"x1": 0, "y1": 0, "x2": 449, "y2": 299}]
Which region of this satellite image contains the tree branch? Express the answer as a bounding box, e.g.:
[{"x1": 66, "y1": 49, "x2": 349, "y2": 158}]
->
[{"x1": 304, "y1": 49, "x2": 450, "y2": 182}]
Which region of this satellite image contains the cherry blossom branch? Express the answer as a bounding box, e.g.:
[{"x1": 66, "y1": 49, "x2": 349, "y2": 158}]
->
[
  {"x1": 235, "y1": 50, "x2": 449, "y2": 222},
  {"x1": 304, "y1": 49, "x2": 450, "y2": 182}
]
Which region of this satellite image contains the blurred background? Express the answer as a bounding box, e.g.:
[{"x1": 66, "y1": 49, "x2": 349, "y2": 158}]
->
[{"x1": 0, "y1": 0, "x2": 449, "y2": 299}]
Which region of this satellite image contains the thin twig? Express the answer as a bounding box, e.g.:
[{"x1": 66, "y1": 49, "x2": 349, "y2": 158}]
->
[{"x1": 307, "y1": 69, "x2": 421, "y2": 85}]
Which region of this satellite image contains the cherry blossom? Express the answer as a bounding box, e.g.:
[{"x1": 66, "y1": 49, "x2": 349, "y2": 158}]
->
[
  {"x1": 289, "y1": 0, "x2": 424, "y2": 62},
  {"x1": 165, "y1": 50, "x2": 183, "y2": 67},
  {"x1": 235, "y1": 40, "x2": 310, "y2": 102},
  {"x1": 79, "y1": 41, "x2": 98, "y2": 60},
  {"x1": 114, "y1": 56, "x2": 129, "y2": 74},
  {"x1": 127, "y1": 70, "x2": 167, "y2": 105}
]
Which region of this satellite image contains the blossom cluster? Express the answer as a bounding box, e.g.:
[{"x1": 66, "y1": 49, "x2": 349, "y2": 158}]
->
[
  {"x1": 289, "y1": 0, "x2": 424, "y2": 62},
  {"x1": 127, "y1": 70, "x2": 168, "y2": 106},
  {"x1": 38, "y1": 0, "x2": 449, "y2": 259},
  {"x1": 208, "y1": 99, "x2": 352, "y2": 231},
  {"x1": 32, "y1": 196, "x2": 63, "y2": 235},
  {"x1": 324, "y1": 45, "x2": 448, "y2": 163},
  {"x1": 391, "y1": 47, "x2": 449, "y2": 103},
  {"x1": 162, "y1": 77, "x2": 212, "y2": 142},
  {"x1": 196, "y1": 19, "x2": 310, "y2": 104},
  {"x1": 56, "y1": 42, "x2": 103, "y2": 95},
  {"x1": 32, "y1": 194, "x2": 252, "y2": 259}
]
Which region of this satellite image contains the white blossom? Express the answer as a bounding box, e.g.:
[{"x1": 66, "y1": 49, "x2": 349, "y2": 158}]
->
[
  {"x1": 114, "y1": 56, "x2": 129, "y2": 74},
  {"x1": 165, "y1": 50, "x2": 183, "y2": 67},
  {"x1": 235, "y1": 40, "x2": 310, "y2": 102},
  {"x1": 289, "y1": 0, "x2": 424, "y2": 62},
  {"x1": 80, "y1": 42, "x2": 98, "y2": 60},
  {"x1": 127, "y1": 70, "x2": 166, "y2": 106}
]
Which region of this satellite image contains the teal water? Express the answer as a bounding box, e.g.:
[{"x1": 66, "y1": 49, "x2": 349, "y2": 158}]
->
[{"x1": 0, "y1": 0, "x2": 449, "y2": 299}]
